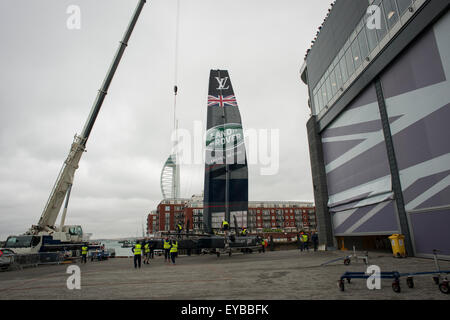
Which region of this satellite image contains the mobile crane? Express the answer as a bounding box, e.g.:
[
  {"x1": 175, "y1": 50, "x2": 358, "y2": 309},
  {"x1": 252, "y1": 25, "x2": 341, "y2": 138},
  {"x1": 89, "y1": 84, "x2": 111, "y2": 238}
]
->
[{"x1": 3, "y1": 0, "x2": 147, "y2": 254}]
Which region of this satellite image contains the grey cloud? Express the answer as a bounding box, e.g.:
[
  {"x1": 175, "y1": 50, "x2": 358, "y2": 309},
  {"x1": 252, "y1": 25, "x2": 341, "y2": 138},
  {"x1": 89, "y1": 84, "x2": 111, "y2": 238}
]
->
[{"x1": 0, "y1": 0, "x2": 331, "y2": 239}]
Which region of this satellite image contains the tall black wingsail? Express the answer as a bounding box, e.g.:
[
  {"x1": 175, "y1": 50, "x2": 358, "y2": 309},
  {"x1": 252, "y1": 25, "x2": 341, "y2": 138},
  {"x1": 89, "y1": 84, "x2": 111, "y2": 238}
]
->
[{"x1": 203, "y1": 70, "x2": 248, "y2": 234}]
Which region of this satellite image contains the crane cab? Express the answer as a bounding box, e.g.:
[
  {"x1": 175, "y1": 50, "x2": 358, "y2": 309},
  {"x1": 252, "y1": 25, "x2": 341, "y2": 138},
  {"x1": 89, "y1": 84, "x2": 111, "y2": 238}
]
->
[
  {"x1": 61, "y1": 225, "x2": 84, "y2": 242},
  {"x1": 49, "y1": 225, "x2": 84, "y2": 243}
]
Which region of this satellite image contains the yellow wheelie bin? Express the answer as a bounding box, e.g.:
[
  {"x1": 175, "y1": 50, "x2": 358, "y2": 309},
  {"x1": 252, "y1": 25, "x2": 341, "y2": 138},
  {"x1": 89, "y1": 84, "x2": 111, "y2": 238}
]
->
[{"x1": 389, "y1": 234, "x2": 406, "y2": 258}]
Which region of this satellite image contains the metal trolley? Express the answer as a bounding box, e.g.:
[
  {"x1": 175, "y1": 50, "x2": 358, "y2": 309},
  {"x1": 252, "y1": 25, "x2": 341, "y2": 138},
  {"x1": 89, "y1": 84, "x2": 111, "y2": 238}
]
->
[
  {"x1": 337, "y1": 250, "x2": 450, "y2": 294},
  {"x1": 321, "y1": 246, "x2": 369, "y2": 267}
]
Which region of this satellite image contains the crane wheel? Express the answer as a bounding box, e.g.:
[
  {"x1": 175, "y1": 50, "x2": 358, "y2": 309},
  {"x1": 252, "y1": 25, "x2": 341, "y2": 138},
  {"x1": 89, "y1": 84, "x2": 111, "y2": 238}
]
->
[
  {"x1": 338, "y1": 280, "x2": 345, "y2": 292},
  {"x1": 406, "y1": 277, "x2": 414, "y2": 289},
  {"x1": 392, "y1": 280, "x2": 401, "y2": 293},
  {"x1": 439, "y1": 281, "x2": 449, "y2": 294}
]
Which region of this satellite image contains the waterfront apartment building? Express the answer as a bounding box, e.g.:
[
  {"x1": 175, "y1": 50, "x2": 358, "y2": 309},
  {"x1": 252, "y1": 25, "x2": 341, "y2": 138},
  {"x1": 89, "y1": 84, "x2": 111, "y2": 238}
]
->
[
  {"x1": 300, "y1": 0, "x2": 449, "y2": 258},
  {"x1": 147, "y1": 195, "x2": 316, "y2": 235}
]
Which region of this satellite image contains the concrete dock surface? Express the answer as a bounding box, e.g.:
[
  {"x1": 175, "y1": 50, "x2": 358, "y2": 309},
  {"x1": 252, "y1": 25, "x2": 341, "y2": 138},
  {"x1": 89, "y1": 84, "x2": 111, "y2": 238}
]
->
[{"x1": 1, "y1": 249, "x2": 449, "y2": 300}]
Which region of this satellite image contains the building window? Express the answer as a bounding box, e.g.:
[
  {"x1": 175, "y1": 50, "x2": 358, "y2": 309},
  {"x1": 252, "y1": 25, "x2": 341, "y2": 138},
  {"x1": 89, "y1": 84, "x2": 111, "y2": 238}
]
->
[
  {"x1": 165, "y1": 213, "x2": 170, "y2": 231},
  {"x1": 335, "y1": 63, "x2": 343, "y2": 91},
  {"x1": 396, "y1": 0, "x2": 413, "y2": 15},
  {"x1": 325, "y1": 77, "x2": 332, "y2": 106},
  {"x1": 357, "y1": 29, "x2": 370, "y2": 61},
  {"x1": 345, "y1": 47, "x2": 355, "y2": 78},
  {"x1": 339, "y1": 56, "x2": 349, "y2": 84},
  {"x1": 313, "y1": 93, "x2": 319, "y2": 113},
  {"x1": 374, "y1": 0, "x2": 388, "y2": 41},
  {"x1": 383, "y1": 0, "x2": 399, "y2": 29},
  {"x1": 330, "y1": 67, "x2": 338, "y2": 97},
  {"x1": 165, "y1": 206, "x2": 170, "y2": 211},
  {"x1": 316, "y1": 86, "x2": 323, "y2": 112},
  {"x1": 321, "y1": 85, "x2": 328, "y2": 110},
  {"x1": 351, "y1": 38, "x2": 362, "y2": 70}
]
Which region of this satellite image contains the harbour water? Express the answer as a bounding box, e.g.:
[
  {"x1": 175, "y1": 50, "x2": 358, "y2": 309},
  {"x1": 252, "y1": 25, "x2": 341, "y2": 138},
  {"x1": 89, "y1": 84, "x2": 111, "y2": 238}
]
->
[{"x1": 97, "y1": 239, "x2": 136, "y2": 257}]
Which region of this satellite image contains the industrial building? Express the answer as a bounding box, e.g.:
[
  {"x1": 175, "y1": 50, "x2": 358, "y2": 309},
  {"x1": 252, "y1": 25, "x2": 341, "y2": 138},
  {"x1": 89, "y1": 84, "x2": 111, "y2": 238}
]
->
[
  {"x1": 300, "y1": 0, "x2": 449, "y2": 258},
  {"x1": 147, "y1": 195, "x2": 316, "y2": 235}
]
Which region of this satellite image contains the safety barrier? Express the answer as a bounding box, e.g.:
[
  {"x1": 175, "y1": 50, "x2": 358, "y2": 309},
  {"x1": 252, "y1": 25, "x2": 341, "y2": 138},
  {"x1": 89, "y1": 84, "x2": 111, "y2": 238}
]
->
[{"x1": 2, "y1": 252, "x2": 66, "y2": 271}]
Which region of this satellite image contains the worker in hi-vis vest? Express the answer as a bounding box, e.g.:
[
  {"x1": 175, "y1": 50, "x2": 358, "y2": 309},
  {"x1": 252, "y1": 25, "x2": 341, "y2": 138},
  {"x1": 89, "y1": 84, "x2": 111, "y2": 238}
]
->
[
  {"x1": 170, "y1": 239, "x2": 178, "y2": 264},
  {"x1": 176, "y1": 223, "x2": 183, "y2": 239},
  {"x1": 132, "y1": 241, "x2": 142, "y2": 269},
  {"x1": 163, "y1": 238, "x2": 171, "y2": 263},
  {"x1": 222, "y1": 220, "x2": 230, "y2": 238},
  {"x1": 222, "y1": 220, "x2": 230, "y2": 231},
  {"x1": 81, "y1": 244, "x2": 88, "y2": 264},
  {"x1": 144, "y1": 241, "x2": 150, "y2": 265},
  {"x1": 302, "y1": 233, "x2": 309, "y2": 251}
]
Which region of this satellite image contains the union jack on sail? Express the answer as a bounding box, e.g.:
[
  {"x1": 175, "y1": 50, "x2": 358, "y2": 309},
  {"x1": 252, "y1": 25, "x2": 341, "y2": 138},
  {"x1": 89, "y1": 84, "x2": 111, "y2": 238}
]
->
[{"x1": 207, "y1": 95, "x2": 238, "y2": 108}]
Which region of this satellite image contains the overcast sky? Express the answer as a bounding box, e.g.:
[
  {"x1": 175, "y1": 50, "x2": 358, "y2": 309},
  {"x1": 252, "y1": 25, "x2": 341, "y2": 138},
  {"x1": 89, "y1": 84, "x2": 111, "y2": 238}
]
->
[{"x1": 0, "y1": 0, "x2": 332, "y2": 240}]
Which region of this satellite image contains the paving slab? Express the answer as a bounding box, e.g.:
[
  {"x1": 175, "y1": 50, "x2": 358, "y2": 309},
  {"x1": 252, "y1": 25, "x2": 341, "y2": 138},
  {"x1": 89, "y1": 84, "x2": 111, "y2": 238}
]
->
[{"x1": 1, "y1": 250, "x2": 449, "y2": 300}]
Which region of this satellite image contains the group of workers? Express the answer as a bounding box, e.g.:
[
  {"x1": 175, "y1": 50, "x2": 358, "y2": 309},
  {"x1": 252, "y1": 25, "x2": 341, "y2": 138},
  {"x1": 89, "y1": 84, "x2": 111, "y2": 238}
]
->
[
  {"x1": 128, "y1": 222, "x2": 320, "y2": 269},
  {"x1": 131, "y1": 239, "x2": 157, "y2": 268},
  {"x1": 130, "y1": 222, "x2": 184, "y2": 269},
  {"x1": 223, "y1": 220, "x2": 320, "y2": 253},
  {"x1": 163, "y1": 237, "x2": 179, "y2": 265},
  {"x1": 222, "y1": 220, "x2": 248, "y2": 237},
  {"x1": 222, "y1": 220, "x2": 268, "y2": 252},
  {"x1": 299, "y1": 231, "x2": 319, "y2": 252},
  {"x1": 131, "y1": 237, "x2": 179, "y2": 269}
]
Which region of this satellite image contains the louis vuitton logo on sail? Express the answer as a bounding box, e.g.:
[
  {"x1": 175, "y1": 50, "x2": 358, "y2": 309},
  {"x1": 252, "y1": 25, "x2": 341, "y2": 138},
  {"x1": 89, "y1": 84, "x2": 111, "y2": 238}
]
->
[{"x1": 215, "y1": 77, "x2": 230, "y2": 90}]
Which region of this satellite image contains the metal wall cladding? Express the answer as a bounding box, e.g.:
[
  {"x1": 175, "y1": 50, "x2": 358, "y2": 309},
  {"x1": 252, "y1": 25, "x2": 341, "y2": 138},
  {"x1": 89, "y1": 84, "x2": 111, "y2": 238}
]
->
[
  {"x1": 381, "y1": 15, "x2": 450, "y2": 213},
  {"x1": 322, "y1": 83, "x2": 393, "y2": 212},
  {"x1": 381, "y1": 13, "x2": 450, "y2": 257}
]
